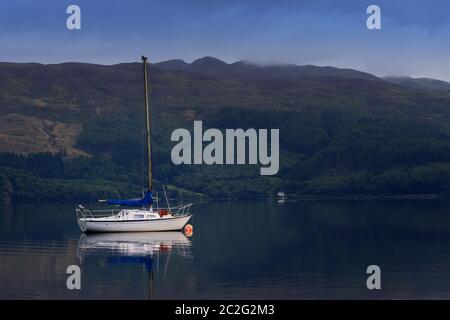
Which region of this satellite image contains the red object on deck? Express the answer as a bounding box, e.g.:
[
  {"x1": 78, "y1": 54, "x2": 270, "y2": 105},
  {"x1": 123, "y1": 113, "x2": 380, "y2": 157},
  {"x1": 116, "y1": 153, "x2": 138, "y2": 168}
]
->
[{"x1": 159, "y1": 209, "x2": 169, "y2": 217}]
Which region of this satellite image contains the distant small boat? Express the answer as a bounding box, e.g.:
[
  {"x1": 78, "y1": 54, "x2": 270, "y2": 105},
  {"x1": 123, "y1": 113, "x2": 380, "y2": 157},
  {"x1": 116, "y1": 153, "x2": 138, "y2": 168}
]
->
[
  {"x1": 277, "y1": 191, "x2": 286, "y2": 203},
  {"x1": 76, "y1": 56, "x2": 192, "y2": 233}
]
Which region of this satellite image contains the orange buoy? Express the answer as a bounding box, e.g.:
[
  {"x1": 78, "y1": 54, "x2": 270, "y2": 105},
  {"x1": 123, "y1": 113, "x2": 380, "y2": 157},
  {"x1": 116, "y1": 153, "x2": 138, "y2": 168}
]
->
[{"x1": 184, "y1": 224, "x2": 193, "y2": 237}]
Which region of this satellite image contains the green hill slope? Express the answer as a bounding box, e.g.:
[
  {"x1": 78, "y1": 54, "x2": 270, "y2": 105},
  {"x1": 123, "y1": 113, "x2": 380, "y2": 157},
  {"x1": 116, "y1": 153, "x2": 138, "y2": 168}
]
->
[{"x1": 2, "y1": 58, "x2": 450, "y2": 202}]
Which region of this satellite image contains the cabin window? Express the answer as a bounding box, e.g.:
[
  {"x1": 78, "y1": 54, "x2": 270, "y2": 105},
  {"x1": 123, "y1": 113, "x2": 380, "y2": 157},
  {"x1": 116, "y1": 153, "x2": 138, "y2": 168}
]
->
[{"x1": 134, "y1": 214, "x2": 145, "y2": 219}]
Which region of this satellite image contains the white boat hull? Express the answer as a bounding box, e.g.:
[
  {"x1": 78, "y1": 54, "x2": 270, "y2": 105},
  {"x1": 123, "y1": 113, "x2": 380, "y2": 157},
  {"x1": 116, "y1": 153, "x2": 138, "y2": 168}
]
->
[{"x1": 78, "y1": 215, "x2": 192, "y2": 233}]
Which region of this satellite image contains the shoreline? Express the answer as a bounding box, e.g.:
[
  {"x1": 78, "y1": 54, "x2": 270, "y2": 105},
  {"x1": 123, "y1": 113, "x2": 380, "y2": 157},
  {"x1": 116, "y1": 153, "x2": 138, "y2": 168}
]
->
[
  {"x1": 3, "y1": 193, "x2": 450, "y2": 206},
  {"x1": 286, "y1": 193, "x2": 450, "y2": 201}
]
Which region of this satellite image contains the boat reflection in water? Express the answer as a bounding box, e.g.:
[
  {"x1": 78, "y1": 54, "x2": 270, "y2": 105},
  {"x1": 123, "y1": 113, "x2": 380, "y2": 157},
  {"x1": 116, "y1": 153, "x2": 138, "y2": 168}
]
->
[{"x1": 76, "y1": 232, "x2": 192, "y2": 299}]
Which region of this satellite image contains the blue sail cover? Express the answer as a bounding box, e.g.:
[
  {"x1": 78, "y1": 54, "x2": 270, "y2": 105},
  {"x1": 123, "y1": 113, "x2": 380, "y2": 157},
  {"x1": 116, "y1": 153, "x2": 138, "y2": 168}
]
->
[{"x1": 106, "y1": 191, "x2": 153, "y2": 207}]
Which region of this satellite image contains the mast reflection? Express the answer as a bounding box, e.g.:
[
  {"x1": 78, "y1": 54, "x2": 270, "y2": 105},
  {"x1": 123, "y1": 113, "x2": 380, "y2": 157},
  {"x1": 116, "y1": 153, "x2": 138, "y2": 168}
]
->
[{"x1": 76, "y1": 232, "x2": 192, "y2": 299}]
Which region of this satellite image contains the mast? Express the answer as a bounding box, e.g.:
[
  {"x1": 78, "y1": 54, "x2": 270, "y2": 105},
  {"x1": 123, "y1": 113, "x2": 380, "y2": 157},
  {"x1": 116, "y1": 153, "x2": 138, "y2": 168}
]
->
[{"x1": 142, "y1": 56, "x2": 152, "y2": 191}]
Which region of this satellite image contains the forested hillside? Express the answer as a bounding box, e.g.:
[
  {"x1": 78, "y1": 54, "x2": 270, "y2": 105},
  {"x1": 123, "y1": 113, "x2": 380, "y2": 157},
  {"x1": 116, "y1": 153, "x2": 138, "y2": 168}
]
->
[{"x1": 2, "y1": 57, "x2": 450, "y2": 203}]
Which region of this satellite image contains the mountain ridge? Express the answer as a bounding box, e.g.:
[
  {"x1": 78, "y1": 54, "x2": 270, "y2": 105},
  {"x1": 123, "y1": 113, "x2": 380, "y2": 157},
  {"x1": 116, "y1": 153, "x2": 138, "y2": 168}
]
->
[
  {"x1": 4, "y1": 57, "x2": 450, "y2": 89},
  {"x1": 384, "y1": 76, "x2": 450, "y2": 92},
  {"x1": 154, "y1": 56, "x2": 381, "y2": 81}
]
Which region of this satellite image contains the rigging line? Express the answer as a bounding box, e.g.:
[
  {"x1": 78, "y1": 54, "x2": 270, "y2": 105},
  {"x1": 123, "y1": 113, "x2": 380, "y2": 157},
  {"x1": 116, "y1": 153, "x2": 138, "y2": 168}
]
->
[
  {"x1": 163, "y1": 247, "x2": 172, "y2": 280},
  {"x1": 148, "y1": 63, "x2": 172, "y2": 188},
  {"x1": 141, "y1": 125, "x2": 146, "y2": 192},
  {"x1": 162, "y1": 184, "x2": 171, "y2": 210},
  {"x1": 148, "y1": 64, "x2": 170, "y2": 137}
]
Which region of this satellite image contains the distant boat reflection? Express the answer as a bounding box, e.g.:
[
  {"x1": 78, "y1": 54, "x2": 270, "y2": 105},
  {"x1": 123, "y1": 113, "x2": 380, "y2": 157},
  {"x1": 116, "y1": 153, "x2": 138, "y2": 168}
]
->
[{"x1": 76, "y1": 232, "x2": 192, "y2": 299}]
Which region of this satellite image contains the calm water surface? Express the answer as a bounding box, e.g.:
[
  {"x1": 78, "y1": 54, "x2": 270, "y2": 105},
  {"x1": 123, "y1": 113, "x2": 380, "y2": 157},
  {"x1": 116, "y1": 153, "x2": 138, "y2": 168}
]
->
[{"x1": 1, "y1": 200, "x2": 450, "y2": 299}]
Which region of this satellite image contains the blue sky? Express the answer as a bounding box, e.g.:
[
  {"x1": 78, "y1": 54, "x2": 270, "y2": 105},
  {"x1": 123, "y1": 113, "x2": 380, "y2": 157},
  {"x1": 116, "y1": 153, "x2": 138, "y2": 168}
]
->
[{"x1": 1, "y1": 0, "x2": 450, "y2": 80}]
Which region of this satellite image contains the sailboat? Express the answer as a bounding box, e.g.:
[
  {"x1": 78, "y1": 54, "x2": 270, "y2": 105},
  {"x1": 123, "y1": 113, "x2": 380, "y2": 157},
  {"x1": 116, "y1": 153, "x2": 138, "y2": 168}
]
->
[{"x1": 76, "y1": 56, "x2": 192, "y2": 233}]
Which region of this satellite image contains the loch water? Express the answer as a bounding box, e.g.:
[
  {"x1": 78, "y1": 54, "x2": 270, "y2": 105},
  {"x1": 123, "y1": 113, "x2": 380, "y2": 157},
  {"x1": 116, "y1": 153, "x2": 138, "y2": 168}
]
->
[{"x1": 1, "y1": 200, "x2": 450, "y2": 299}]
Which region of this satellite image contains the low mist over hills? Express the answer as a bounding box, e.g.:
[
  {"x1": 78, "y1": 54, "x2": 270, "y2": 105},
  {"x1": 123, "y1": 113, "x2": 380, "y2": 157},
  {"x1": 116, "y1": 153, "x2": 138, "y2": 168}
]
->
[
  {"x1": 155, "y1": 56, "x2": 379, "y2": 81},
  {"x1": 2, "y1": 57, "x2": 450, "y2": 203},
  {"x1": 384, "y1": 76, "x2": 450, "y2": 92}
]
